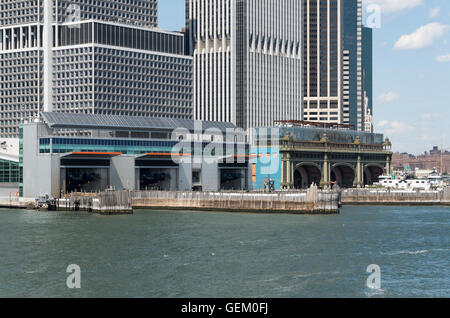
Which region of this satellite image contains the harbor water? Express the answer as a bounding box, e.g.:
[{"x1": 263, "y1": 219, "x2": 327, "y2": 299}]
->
[{"x1": 0, "y1": 206, "x2": 449, "y2": 298}]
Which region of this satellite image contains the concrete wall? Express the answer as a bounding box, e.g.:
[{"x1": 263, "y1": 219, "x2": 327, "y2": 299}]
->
[
  {"x1": 341, "y1": 189, "x2": 444, "y2": 205},
  {"x1": 132, "y1": 190, "x2": 340, "y2": 214},
  {"x1": 23, "y1": 123, "x2": 60, "y2": 198},
  {"x1": 110, "y1": 155, "x2": 136, "y2": 190},
  {"x1": 178, "y1": 160, "x2": 192, "y2": 191},
  {"x1": 0, "y1": 183, "x2": 19, "y2": 198},
  {"x1": 202, "y1": 161, "x2": 219, "y2": 191},
  {"x1": 443, "y1": 187, "x2": 450, "y2": 202}
]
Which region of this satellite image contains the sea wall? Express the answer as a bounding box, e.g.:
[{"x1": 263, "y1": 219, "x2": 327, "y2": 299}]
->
[
  {"x1": 132, "y1": 188, "x2": 340, "y2": 214},
  {"x1": 342, "y1": 188, "x2": 450, "y2": 206},
  {"x1": 443, "y1": 187, "x2": 450, "y2": 204},
  {"x1": 56, "y1": 190, "x2": 133, "y2": 214}
]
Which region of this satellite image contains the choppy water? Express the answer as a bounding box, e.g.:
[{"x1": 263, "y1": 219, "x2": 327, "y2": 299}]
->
[{"x1": 0, "y1": 206, "x2": 449, "y2": 298}]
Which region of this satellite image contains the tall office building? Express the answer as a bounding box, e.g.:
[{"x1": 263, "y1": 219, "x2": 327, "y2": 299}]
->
[
  {"x1": 0, "y1": 0, "x2": 158, "y2": 27},
  {"x1": 343, "y1": 0, "x2": 363, "y2": 131},
  {"x1": 186, "y1": 0, "x2": 303, "y2": 131},
  {"x1": 303, "y1": 0, "x2": 366, "y2": 131},
  {"x1": 0, "y1": 1, "x2": 193, "y2": 138},
  {"x1": 362, "y1": 26, "x2": 373, "y2": 133}
]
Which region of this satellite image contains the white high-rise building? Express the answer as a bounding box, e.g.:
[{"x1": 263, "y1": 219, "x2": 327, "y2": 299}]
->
[
  {"x1": 186, "y1": 0, "x2": 303, "y2": 130},
  {"x1": 1, "y1": 1, "x2": 194, "y2": 138}
]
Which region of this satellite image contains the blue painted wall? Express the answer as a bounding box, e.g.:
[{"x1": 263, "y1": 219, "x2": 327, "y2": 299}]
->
[{"x1": 251, "y1": 146, "x2": 282, "y2": 190}]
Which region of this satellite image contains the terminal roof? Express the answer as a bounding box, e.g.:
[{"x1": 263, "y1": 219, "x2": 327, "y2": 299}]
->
[{"x1": 41, "y1": 113, "x2": 236, "y2": 132}]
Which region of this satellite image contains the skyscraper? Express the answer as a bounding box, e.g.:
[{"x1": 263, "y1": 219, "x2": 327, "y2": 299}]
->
[
  {"x1": 362, "y1": 26, "x2": 373, "y2": 133},
  {"x1": 343, "y1": 0, "x2": 363, "y2": 131},
  {"x1": 186, "y1": 0, "x2": 303, "y2": 131},
  {"x1": 303, "y1": 0, "x2": 342, "y2": 124},
  {"x1": 303, "y1": 0, "x2": 366, "y2": 131},
  {"x1": 0, "y1": 0, "x2": 158, "y2": 27},
  {"x1": 0, "y1": 1, "x2": 193, "y2": 138}
]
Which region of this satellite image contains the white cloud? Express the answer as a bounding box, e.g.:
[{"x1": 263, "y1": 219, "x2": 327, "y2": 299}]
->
[
  {"x1": 422, "y1": 113, "x2": 439, "y2": 120},
  {"x1": 377, "y1": 120, "x2": 389, "y2": 128},
  {"x1": 394, "y1": 23, "x2": 449, "y2": 50},
  {"x1": 429, "y1": 7, "x2": 440, "y2": 19},
  {"x1": 436, "y1": 54, "x2": 450, "y2": 63},
  {"x1": 376, "y1": 120, "x2": 410, "y2": 135},
  {"x1": 363, "y1": 0, "x2": 423, "y2": 13},
  {"x1": 377, "y1": 92, "x2": 400, "y2": 103}
]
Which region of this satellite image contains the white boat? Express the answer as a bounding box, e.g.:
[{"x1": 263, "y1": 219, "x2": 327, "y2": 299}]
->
[
  {"x1": 427, "y1": 169, "x2": 444, "y2": 187},
  {"x1": 377, "y1": 176, "x2": 431, "y2": 190}
]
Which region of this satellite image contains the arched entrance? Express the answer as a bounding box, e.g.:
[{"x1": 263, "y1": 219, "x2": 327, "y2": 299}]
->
[
  {"x1": 364, "y1": 164, "x2": 384, "y2": 186},
  {"x1": 331, "y1": 164, "x2": 355, "y2": 188},
  {"x1": 294, "y1": 164, "x2": 321, "y2": 189}
]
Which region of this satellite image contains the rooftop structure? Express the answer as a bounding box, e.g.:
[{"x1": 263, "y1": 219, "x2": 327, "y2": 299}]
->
[{"x1": 41, "y1": 112, "x2": 235, "y2": 133}]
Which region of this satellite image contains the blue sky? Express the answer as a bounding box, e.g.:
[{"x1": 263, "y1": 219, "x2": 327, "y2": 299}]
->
[{"x1": 159, "y1": 0, "x2": 450, "y2": 155}]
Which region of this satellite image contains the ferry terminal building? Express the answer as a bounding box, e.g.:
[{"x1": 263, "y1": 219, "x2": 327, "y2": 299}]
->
[
  {"x1": 251, "y1": 121, "x2": 393, "y2": 190},
  {"x1": 19, "y1": 115, "x2": 393, "y2": 198},
  {"x1": 21, "y1": 113, "x2": 251, "y2": 198}
]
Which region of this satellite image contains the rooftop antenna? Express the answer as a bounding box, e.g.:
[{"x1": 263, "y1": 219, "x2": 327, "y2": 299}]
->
[{"x1": 43, "y1": 0, "x2": 53, "y2": 113}]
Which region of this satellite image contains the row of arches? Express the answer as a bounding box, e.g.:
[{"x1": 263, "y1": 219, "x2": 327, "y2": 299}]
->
[{"x1": 293, "y1": 163, "x2": 384, "y2": 189}]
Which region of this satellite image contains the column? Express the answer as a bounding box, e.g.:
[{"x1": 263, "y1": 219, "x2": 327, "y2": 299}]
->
[
  {"x1": 0, "y1": 29, "x2": 4, "y2": 51},
  {"x1": 290, "y1": 160, "x2": 295, "y2": 189},
  {"x1": 281, "y1": 158, "x2": 287, "y2": 188},
  {"x1": 286, "y1": 156, "x2": 292, "y2": 188},
  {"x1": 321, "y1": 153, "x2": 330, "y2": 189},
  {"x1": 354, "y1": 155, "x2": 362, "y2": 188},
  {"x1": 43, "y1": 0, "x2": 54, "y2": 112},
  {"x1": 385, "y1": 155, "x2": 391, "y2": 176}
]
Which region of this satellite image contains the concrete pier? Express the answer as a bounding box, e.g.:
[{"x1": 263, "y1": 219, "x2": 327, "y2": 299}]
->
[
  {"x1": 2, "y1": 187, "x2": 449, "y2": 213},
  {"x1": 341, "y1": 187, "x2": 450, "y2": 206},
  {"x1": 132, "y1": 187, "x2": 341, "y2": 214},
  {"x1": 56, "y1": 191, "x2": 133, "y2": 214}
]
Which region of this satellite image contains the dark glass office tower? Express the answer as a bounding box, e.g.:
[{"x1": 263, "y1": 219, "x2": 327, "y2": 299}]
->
[
  {"x1": 362, "y1": 26, "x2": 373, "y2": 133},
  {"x1": 304, "y1": 0, "x2": 343, "y2": 125},
  {"x1": 342, "y1": 0, "x2": 362, "y2": 130},
  {"x1": 304, "y1": 0, "x2": 367, "y2": 131}
]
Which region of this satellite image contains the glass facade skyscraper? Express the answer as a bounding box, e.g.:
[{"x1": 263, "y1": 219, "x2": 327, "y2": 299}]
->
[
  {"x1": 342, "y1": 0, "x2": 363, "y2": 130},
  {"x1": 303, "y1": 0, "x2": 342, "y2": 125},
  {"x1": 304, "y1": 0, "x2": 369, "y2": 132},
  {"x1": 362, "y1": 26, "x2": 373, "y2": 133}
]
